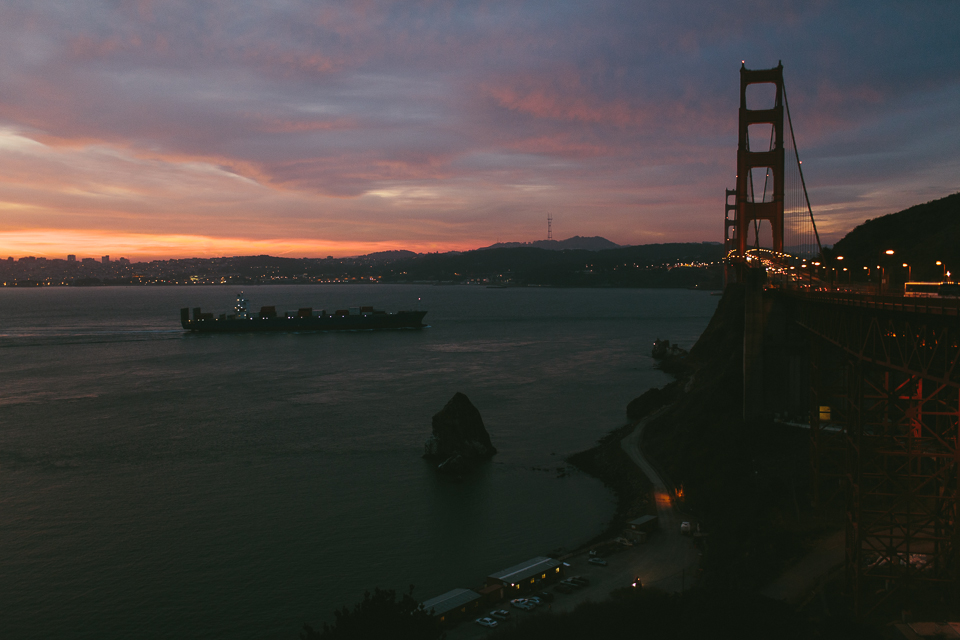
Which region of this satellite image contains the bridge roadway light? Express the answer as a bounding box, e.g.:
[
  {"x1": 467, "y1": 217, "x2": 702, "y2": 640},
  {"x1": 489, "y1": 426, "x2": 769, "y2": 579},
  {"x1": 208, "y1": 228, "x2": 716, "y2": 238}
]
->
[{"x1": 885, "y1": 249, "x2": 895, "y2": 256}]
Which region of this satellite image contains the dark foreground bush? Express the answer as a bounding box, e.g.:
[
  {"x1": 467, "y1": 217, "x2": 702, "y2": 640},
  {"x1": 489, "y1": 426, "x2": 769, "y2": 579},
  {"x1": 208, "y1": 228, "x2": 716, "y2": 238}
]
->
[
  {"x1": 488, "y1": 586, "x2": 880, "y2": 640},
  {"x1": 300, "y1": 587, "x2": 444, "y2": 640}
]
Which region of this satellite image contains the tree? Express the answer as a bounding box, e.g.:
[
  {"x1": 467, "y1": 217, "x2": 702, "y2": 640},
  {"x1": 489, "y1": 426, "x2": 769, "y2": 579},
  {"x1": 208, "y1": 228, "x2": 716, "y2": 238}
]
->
[{"x1": 300, "y1": 587, "x2": 444, "y2": 640}]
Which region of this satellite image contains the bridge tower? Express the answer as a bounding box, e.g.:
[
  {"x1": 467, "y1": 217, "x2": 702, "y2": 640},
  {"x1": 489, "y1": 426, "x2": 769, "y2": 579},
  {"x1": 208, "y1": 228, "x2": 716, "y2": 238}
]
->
[{"x1": 727, "y1": 62, "x2": 785, "y2": 265}]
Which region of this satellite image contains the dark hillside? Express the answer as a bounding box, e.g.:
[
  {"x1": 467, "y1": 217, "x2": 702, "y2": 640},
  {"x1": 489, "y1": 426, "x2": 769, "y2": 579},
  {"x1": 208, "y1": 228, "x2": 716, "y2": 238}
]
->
[
  {"x1": 382, "y1": 243, "x2": 724, "y2": 287},
  {"x1": 642, "y1": 285, "x2": 826, "y2": 590},
  {"x1": 487, "y1": 586, "x2": 876, "y2": 640},
  {"x1": 831, "y1": 191, "x2": 960, "y2": 282},
  {"x1": 482, "y1": 235, "x2": 621, "y2": 251}
]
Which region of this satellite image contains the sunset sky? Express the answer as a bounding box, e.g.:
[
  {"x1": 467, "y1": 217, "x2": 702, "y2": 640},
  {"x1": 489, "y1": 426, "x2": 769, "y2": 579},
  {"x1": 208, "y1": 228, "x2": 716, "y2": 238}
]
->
[{"x1": 1, "y1": 1, "x2": 958, "y2": 260}]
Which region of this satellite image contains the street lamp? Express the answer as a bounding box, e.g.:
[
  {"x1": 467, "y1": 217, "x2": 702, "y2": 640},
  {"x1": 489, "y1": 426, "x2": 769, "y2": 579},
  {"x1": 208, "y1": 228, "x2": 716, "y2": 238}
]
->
[
  {"x1": 878, "y1": 250, "x2": 894, "y2": 295},
  {"x1": 937, "y1": 261, "x2": 946, "y2": 280},
  {"x1": 902, "y1": 262, "x2": 911, "y2": 284}
]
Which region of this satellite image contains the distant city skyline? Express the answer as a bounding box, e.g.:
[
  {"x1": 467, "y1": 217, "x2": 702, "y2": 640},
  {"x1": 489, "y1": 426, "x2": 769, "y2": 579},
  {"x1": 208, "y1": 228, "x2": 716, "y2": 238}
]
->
[{"x1": 0, "y1": 2, "x2": 958, "y2": 261}]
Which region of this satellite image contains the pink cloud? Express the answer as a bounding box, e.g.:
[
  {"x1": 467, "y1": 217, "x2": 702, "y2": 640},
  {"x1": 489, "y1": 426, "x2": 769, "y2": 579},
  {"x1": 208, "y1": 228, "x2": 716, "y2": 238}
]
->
[{"x1": 483, "y1": 73, "x2": 648, "y2": 128}]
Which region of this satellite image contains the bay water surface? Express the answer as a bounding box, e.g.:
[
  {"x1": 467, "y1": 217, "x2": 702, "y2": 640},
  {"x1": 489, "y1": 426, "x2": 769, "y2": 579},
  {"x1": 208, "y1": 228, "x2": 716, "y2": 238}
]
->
[{"x1": 0, "y1": 285, "x2": 717, "y2": 639}]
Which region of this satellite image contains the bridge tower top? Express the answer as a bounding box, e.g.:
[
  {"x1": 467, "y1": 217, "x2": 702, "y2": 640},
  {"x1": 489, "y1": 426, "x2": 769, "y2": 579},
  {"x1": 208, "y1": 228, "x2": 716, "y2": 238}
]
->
[{"x1": 726, "y1": 62, "x2": 786, "y2": 266}]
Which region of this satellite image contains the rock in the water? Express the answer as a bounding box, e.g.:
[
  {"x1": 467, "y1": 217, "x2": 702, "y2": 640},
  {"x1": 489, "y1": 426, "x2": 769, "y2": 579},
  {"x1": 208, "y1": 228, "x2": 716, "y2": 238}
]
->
[{"x1": 424, "y1": 392, "x2": 497, "y2": 461}]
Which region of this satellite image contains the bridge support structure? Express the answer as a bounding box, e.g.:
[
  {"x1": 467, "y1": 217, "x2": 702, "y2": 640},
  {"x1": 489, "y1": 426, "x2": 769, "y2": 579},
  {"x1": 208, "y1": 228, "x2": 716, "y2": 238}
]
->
[
  {"x1": 796, "y1": 293, "x2": 960, "y2": 617},
  {"x1": 725, "y1": 63, "x2": 786, "y2": 280}
]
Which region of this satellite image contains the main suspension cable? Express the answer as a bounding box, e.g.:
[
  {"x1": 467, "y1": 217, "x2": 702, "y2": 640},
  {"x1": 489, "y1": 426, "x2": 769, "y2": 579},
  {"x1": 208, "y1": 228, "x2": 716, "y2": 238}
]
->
[{"x1": 783, "y1": 79, "x2": 822, "y2": 258}]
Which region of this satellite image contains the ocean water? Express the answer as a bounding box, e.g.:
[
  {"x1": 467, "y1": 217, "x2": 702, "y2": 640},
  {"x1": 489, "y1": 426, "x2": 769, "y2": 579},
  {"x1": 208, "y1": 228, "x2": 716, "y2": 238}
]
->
[{"x1": 0, "y1": 285, "x2": 717, "y2": 639}]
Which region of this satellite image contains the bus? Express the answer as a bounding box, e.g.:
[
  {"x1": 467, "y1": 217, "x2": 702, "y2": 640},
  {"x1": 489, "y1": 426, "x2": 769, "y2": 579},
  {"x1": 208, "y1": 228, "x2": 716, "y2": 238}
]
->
[{"x1": 904, "y1": 282, "x2": 960, "y2": 298}]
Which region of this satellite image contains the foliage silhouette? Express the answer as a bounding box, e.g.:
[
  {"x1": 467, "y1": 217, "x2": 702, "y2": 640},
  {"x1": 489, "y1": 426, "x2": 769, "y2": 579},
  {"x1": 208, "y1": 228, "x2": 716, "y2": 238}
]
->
[{"x1": 300, "y1": 587, "x2": 444, "y2": 640}]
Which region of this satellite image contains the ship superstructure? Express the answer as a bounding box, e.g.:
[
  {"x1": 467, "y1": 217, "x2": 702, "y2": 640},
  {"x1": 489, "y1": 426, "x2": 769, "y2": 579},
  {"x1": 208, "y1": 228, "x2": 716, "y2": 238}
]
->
[{"x1": 181, "y1": 292, "x2": 427, "y2": 333}]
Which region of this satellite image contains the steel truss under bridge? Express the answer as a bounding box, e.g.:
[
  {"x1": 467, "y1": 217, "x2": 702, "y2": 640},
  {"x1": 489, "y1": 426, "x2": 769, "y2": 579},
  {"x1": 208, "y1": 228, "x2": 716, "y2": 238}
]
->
[{"x1": 796, "y1": 291, "x2": 960, "y2": 616}]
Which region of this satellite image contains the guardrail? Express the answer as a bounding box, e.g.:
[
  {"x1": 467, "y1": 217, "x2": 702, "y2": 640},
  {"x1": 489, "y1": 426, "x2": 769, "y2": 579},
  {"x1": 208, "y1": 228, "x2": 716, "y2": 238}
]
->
[{"x1": 777, "y1": 288, "x2": 960, "y2": 317}]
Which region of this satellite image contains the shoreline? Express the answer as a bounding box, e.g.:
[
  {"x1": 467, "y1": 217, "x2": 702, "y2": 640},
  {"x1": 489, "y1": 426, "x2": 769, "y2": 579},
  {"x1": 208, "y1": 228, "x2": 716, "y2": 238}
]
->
[{"x1": 565, "y1": 363, "x2": 690, "y2": 552}]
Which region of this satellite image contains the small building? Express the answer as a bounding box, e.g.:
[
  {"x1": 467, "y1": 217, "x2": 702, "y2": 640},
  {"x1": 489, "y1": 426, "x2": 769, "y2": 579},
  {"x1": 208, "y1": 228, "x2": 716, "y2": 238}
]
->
[
  {"x1": 624, "y1": 515, "x2": 659, "y2": 542},
  {"x1": 628, "y1": 515, "x2": 658, "y2": 533},
  {"x1": 477, "y1": 583, "x2": 504, "y2": 604},
  {"x1": 421, "y1": 588, "x2": 482, "y2": 627},
  {"x1": 486, "y1": 556, "x2": 562, "y2": 595}
]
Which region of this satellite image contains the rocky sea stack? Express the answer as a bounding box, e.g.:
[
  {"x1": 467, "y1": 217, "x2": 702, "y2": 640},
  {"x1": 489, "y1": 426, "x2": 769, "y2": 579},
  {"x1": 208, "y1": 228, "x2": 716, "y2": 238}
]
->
[{"x1": 424, "y1": 392, "x2": 497, "y2": 472}]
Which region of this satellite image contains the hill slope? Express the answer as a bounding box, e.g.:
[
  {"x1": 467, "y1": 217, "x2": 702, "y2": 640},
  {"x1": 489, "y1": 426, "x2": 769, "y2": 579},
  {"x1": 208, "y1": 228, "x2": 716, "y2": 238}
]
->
[
  {"x1": 831, "y1": 191, "x2": 960, "y2": 281},
  {"x1": 481, "y1": 236, "x2": 621, "y2": 251}
]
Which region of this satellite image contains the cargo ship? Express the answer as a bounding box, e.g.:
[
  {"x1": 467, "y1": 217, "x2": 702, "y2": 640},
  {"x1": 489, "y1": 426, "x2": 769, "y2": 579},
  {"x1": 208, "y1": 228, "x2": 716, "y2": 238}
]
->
[{"x1": 181, "y1": 292, "x2": 427, "y2": 333}]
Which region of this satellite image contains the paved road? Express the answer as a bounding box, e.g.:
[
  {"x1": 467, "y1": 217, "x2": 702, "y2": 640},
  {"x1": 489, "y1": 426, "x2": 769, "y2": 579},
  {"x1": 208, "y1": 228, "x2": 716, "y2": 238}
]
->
[
  {"x1": 619, "y1": 410, "x2": 701, "y2": 592},
  {"x1": 448, "y1": 414, "x2": 700, "y2": 639}
]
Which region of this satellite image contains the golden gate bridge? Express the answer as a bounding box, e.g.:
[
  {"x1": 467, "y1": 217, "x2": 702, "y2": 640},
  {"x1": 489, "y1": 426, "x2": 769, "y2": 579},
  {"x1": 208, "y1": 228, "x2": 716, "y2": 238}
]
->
[{"x1": 720, "y1": 63, "x2": 960, "y2": 618}]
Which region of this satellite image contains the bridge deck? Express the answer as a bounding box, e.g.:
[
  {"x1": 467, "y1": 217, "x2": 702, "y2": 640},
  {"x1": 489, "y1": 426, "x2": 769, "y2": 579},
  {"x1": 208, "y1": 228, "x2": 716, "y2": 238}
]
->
[{"x1": 785, "y1": 289, "x2": 960, "y2": 317}]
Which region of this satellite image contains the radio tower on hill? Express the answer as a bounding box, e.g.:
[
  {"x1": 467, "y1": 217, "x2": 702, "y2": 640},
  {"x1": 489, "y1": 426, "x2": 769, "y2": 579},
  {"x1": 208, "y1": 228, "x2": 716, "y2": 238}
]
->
[{"x1": 547, "y1": 214, "x2": 553, "y2": 240}]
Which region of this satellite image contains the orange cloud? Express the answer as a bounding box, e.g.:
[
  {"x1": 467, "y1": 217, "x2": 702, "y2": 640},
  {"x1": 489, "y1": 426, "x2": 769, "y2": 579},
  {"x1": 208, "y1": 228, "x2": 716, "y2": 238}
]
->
[{"x1": 0, "y1": 229, "x2": 477, "y2": 261}]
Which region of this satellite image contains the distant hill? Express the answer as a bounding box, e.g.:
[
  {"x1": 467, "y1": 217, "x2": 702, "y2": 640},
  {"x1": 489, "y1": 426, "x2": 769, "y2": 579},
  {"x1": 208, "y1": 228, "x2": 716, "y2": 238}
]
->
[
  {"x1": 481, "y1": 236, "x2": 621, "y2": 251},
  {"x1": 831, "y1": 192, "x2": 960, "y2": 282},
  {"x1": 381, "y1": 242, "x2": 724, "y2": 288},
  {"x1": 359, "y1": 250, "x2": 418, "y2": 263}
]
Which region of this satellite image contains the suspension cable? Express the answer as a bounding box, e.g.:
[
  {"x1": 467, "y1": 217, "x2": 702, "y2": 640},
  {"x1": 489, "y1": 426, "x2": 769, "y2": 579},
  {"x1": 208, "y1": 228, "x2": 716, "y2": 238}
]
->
[{"x1": 783, "y1": 79, "x2": 822, "y2": 258}]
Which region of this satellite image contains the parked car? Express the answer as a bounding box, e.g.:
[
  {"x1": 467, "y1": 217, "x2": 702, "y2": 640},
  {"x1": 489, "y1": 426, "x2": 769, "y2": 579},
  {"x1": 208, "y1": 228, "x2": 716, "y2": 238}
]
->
[
  {"x1": 570, "y1": 575, "x2": 590, "y2": 586},
  {"x1": 489, "y1": 610, "x2": 510, "y2": 620},
  {"x1": 560, "y1": 579, "x2": 581, "y2": 589},
  {"x1": 588, "y1": 557, "x2": 608, "y2": 566},
  {"x1": 536, "y1": 590, "x2": 555, "y2": 602},
  {"x1": 510, "y1": 598, "x2": 535, "y2": 611},
  {"x1": 475, "y1": 617, "x2": 498, "y2": 628},
  {"x1": 554, "y1": 584, "x2": 574, "y2": 594},
  {"x1": 680, "y1": 521, "x2": 691, "y2": 535}
]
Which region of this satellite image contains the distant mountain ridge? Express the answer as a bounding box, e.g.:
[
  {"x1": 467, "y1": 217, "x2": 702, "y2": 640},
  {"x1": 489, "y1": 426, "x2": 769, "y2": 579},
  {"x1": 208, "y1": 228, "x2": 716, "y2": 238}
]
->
[
  {"x1": 480, "y1": 236, "x2": 620, "y2": 251},
  {"x1": 360, "y1": 250, "x2": 418, "y2": 263}
]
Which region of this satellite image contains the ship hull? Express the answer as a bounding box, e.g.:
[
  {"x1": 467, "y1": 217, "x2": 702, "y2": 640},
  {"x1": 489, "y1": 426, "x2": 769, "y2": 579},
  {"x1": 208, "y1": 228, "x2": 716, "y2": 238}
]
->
[{"x1": 181, "y1": 310, "x2": 427, "y2": 333}]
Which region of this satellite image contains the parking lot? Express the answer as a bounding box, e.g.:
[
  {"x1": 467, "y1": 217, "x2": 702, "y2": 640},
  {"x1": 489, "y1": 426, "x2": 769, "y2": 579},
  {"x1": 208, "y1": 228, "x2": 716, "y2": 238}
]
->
[
  {"x1": 445, "y1": 532, "x2": 699, "y2": 639},
  {"x1": 447, "y1": 414, "x2": 701, "y2": 639}
]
